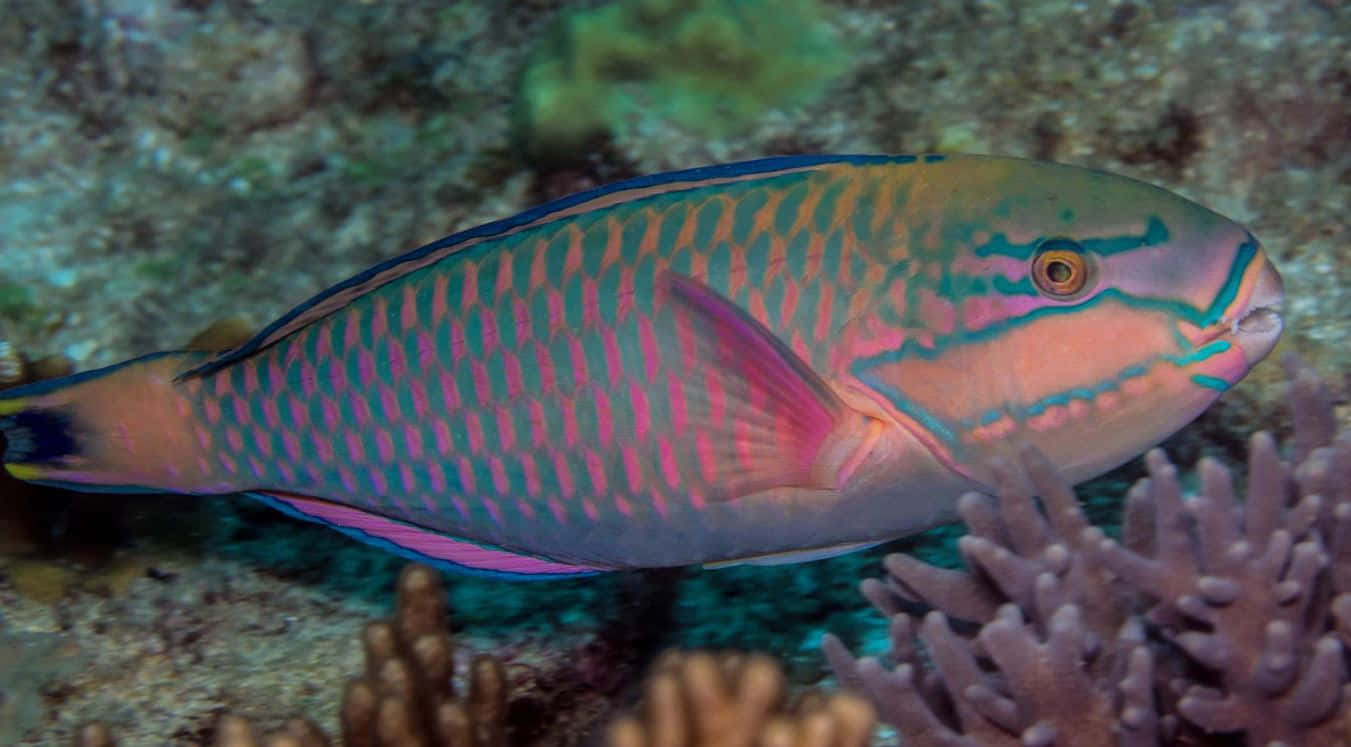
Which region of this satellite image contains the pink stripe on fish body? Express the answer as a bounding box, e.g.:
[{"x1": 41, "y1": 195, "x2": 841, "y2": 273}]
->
[
  {"x1": 376, "y1": 428, "x2": 395, "y2": 463},
  {"x1": 532, "y1": 341, "x2": 558, "y2": 394},
  {"x1": 386, "y1": 338, "x2": 408, "y2": 383},
  {"x1": 433, "y1": 420, "x2": 453, "y2": 456},
  {"x1": 427, "y1": 461, "x2": 448, "y2": 494},
  {"x1": 410, "y1": 377, "x2": 430, "y2": 420},
  {"x1": 495, "y1": 406, "x2": 516, "y2": 451},
  {"x1": 371, "y1": 297, "x2": 390, "y2": 339},
  {"x1": 243, "y1": 361, "x2": 259, "y2": 394},
  {"x1": 502, "y1": 353, "x2": 524, "y2": 399},
  {"x1": 403, "y1": 423, "x2": 424, "y2": 459},
  {"x1": 470, "y1": 361, "x2": 491, "y2": 403},
  {"x1": 552, "y1": 451, "x2": 575, "y2": 498},
  {"x1": 401, "y1": 285, "x2": 418, "y2": 331},
  {"x1": 262, "y1": 398, "x2": 281, "y2": 430},
  {"x1": 600, "y1": 327, "x2": 623, "y2": 389},
  {"x1": 379, "y1": 385, "x2": 401, "y2": 424}
]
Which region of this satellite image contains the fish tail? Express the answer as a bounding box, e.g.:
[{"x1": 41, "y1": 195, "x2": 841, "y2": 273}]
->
[{"x1": 1, "y1": 351, "x2": 213, "y2": 493}]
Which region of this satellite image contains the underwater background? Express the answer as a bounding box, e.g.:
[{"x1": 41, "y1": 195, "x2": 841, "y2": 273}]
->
[{"x1": 0, "y1": 0, "x2": 1346, "y2": 744}]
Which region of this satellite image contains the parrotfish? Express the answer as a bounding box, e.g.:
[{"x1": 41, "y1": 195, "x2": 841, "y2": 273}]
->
[{"x1": 0, "y1": 155, "x2": 1284, "y2": 577}]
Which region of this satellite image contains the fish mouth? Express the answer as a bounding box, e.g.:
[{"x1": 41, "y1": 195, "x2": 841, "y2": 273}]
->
[{"x1": 1227, "y1": 259, "x2": 1284, "y2": 365}]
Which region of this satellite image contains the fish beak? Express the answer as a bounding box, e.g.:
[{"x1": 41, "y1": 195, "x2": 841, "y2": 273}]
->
[{"x1": 1231, "y1": 259, "x2": 1284, "y2": 365}]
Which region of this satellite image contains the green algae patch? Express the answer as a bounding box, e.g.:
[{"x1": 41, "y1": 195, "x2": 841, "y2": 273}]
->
[
  {"x1": 0, "y1": 279, "x2": 34, "y2": 321},
  {"x1": 518, "y1": 0, "x2": 851, "y2": 157}
]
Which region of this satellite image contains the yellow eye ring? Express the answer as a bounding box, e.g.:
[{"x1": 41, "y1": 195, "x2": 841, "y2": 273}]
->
[{"x1": 1031, "y1": 240, "x2": 1092, "y2": 298}]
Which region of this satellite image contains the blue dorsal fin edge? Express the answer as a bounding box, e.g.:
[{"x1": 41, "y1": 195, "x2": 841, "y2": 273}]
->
[
  {"x1": 246, "y1": 491, "x2": 609, "y2": 580},
  {"x1": 179, "y1": 154, "x2": 927, "y2": 381}
]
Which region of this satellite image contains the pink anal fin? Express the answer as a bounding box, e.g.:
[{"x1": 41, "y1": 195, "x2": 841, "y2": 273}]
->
[
  {"x1": 661, "y1": 272, "x2": 846, "y2": 500},
  {"x1": 702, "y1": 540, "x2": 881, "y2": 569},
  {"x1": 248, "y1": 491, "x2": 609, "y2": 579}
]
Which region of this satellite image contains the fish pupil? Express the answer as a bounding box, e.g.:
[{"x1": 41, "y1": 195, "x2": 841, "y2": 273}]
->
[{"x1": 1047, "y1": 260, "x2": 1073, "y2": 284}]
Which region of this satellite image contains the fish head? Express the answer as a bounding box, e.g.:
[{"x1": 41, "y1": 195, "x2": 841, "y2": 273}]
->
[{"x1": 843, "y1": 156, "x2": 1284, "y2": 488}]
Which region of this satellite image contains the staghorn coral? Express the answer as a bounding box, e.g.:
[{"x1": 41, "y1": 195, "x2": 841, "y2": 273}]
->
[
  {"x1": 605, "y1": 650, "x2": 875, "y2": 747},
  {"x1": 825, "y1": 356, "x2": 1351, "y2": 746}
]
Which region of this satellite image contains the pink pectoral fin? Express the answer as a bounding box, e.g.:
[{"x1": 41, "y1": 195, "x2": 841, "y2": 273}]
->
[
  {"x1": 660, "y1": 272, "x2": 847, "y2": 499},
  {"x1": 248, "y1": 491, "x2": 609, "y2": 578}
]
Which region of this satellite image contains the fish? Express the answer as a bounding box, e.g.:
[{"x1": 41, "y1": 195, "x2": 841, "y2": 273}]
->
[{"x1": 0, "y1": 154, "x2": 1285, "y2": 577}]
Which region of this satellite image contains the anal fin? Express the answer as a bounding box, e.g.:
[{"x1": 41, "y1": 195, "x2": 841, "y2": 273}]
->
[
  {"x1": 702, "y1": 541, "x2": 881, "y2": 569},
  {"x1": 248, "y1": 491, "x2": 608, "y2": 579}
]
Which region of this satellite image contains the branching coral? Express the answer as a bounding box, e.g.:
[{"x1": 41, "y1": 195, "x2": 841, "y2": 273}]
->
[
  {"x1": 175, "y1": 564, "x2": 873, "y2": 747},
  {"x1": 825, "y1": 356, "x2": 1351, "y2": 746},
  {"x1": 606, "y1": 650, "x2": 874, "y2": 747},
  {"x1": 207, "y1": 564, "x2": 510, "y2": 747},
  {"x1": 340, "y1": 564, "x2": 508, "y2": 747}
]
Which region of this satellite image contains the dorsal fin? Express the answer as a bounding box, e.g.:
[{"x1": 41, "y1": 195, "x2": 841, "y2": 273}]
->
[{"x1": 177, "y1": 154, "x2": 918, "y2": 381}]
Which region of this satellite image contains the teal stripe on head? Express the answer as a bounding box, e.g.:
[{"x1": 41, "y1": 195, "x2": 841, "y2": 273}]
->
[
  {"x1": 1165, "y1": 339, "x2": 1231, "y2": 367},
  {"x1": 1191, "y1": 374, "x2": 1231, "y2": 391},
  {"x1": 1081, "y1": 217, "x2": 1171, "y2": 255},
  {"x1": 1199, "y1": 236, "x2": 1258, "y2": 326},
  {"x1": 973, "y1": 232, "x2": 1039, "y2": 259},
  {"x1": 992, "y1": 275, "x2": 1037, "y2": 296}
]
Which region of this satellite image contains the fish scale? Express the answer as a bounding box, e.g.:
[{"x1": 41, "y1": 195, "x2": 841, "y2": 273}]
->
[
  {"x1": 201, "y1": 175, "x2": 844, "y2": 550},
  {"x1": 0, "y1": 154, "x2": 1285, "y2": 575}
]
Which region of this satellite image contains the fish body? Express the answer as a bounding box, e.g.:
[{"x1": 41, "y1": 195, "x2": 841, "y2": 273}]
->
[{"x1": 0, "y1": 154, "x2": 1284, "y2": 575}]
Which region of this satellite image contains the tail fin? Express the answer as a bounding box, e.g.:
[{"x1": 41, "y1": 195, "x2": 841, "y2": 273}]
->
[{"x1": 1, "y1": 351, "x2": 210, "y2": 493}]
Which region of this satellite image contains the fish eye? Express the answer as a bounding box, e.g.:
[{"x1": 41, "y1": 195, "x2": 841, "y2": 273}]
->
[{"x1": 1031, "y1": 239, "x2": 1092, "y2": 298}]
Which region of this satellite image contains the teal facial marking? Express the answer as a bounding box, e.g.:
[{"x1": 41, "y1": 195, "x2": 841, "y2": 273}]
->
[
  {"x1": 1190, "y1": 374, "x2": 1231, "y2": 391},
  {"x1": 1197, "y1": 236, "x2": 1258, "y2": 326},
  {"x1": 1164, "y1": 339, "x2": 1231, "y2": 367},
  {"x1": 973, "y1": 217, "x2": 1170, "y2": 260}
]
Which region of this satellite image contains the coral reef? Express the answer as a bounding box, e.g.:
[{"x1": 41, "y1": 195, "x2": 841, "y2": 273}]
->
[
  {"x1": 824, "y1": 357, "x2": 1351, "y2": 746},
  {"x1": 515, "y1": 0, "x2": 850, "y2": 158},
  {"x1": 606, "y1": 650, "x2": 874, "y2": 747},
  {"x1": 82, "y1": 564, "x2": 872, "y2": 746}
]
